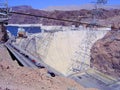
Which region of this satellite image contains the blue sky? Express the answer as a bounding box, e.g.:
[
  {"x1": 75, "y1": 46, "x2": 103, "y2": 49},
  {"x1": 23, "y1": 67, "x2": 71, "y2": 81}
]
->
[{"x1": 8, "y1": 0, "x2": 120, "y2": 9}]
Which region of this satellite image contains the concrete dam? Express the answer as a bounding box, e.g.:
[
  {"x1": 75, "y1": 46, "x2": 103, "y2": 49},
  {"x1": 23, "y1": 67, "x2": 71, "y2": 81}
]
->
[{"x1": 15, "y1": 26, "x2": 110, "y2": 76}]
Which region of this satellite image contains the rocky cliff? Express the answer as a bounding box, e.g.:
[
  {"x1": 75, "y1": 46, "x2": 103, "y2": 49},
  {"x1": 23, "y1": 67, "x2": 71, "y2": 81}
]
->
[
  {"x1": 0, "y1": 24, "x2": 8, "y2": 42},
  {"x1": 90, "y1": 30, "x2": 120, "y2": 78},
  {"x1": 8, "y1": 5, "x2": 120, "y2": 26}
]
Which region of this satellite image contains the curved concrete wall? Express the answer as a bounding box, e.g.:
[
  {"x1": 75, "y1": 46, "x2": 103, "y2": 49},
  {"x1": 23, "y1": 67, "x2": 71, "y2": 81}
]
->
[
  {"x1": 16, "y1": 28, "x2": 110, "y2": 76},
  {"x1": 38, "y1": 30, "x2": 109, "y2": 76}
]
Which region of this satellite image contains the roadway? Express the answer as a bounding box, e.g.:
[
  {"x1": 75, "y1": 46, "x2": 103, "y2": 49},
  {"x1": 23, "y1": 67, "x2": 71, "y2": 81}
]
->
[
  {"x1": 5, "y1": 40, "x2": 64, "y2": 77},
  {"x1": 5, "y1": 43, "x2": 37, "y2": 67},
  {"x1": 70, "y1": 69, "x2": 120, "y2": 90}
]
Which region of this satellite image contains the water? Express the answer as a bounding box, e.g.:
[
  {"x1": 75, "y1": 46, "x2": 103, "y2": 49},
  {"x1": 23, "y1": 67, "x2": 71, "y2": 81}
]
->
[{"x1": 6, "y1": 26, "x2": 41, "y2": 36}]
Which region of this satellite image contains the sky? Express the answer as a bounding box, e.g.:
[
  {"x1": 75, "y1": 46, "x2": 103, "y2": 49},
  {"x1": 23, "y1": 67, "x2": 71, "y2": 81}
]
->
[{"x1": 8, "y1": 0, "x2": 120, "y2": 9}]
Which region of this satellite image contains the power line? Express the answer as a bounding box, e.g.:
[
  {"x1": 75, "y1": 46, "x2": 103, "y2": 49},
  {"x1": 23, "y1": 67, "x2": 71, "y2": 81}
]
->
[
  {"x1": 0, "y1": 0, "x2": 9, "y2": 23},
  {"x1": 10, "y1": 11, "x2": 81, "y2": 23},
  {"x1": 10, "y1": 11, "x2": 109, "y2": 28}
]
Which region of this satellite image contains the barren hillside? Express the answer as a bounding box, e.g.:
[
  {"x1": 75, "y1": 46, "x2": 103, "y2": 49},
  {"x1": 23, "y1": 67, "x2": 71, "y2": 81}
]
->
[
  {"x1": 91, "y1": 30, "x2": 120, "y2": 78},
  {"x1": 8, "y1": 5, "x2": 120, "y2": 26}
]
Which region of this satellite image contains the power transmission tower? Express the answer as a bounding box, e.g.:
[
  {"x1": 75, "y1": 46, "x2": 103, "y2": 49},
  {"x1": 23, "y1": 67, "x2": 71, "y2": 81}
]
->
[
  {"x1": 96, "y1": 0, "x2": 107, "y2": 4},
  {"x1": 92, "y1": 0, "x2": 107, "y2": 25},
  {"x1": 0, "y1": 0, "x2": 9, "y2": 24},
  {"x1": 0, "y1": 0, "x2": 9, "y2": 42}
]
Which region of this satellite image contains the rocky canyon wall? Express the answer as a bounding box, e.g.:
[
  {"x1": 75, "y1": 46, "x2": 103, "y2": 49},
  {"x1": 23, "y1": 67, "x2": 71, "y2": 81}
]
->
[{"x1": 90, "y1": 30, "x2": 120, "y2": 78}]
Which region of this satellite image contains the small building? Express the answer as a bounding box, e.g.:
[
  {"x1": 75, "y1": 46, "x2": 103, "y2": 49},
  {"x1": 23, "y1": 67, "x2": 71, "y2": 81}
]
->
[{"x1": 17, "y1": 27, "x2": 27, "y2": 38}]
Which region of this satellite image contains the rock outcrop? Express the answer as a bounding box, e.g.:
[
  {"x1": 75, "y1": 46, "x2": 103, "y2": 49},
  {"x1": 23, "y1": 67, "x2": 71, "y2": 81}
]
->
[
  {"x1": 0, "y1": 24, "x2": 8, "y2": 42},
  {"x1": 9, "y1": 5, "x2": 120, "y2": 26},
  {"x1": 90, "y1": 30, "x2": 120, "y2": 78}
]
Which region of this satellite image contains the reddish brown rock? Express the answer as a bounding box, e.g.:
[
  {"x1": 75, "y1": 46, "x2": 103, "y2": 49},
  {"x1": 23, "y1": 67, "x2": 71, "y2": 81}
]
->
[
  {"x1": 9, "y1": 6, "x2": 120, "y2": 26},
  {"x1": 0, "y1": 24, "x2": 8, "y2": 42},
  {"x1": 90, "y1": 30, "x2": 120, "y2": 78}
]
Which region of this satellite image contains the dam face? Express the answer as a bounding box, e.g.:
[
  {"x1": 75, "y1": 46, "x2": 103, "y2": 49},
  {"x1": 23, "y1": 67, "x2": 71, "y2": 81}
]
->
[{"x1": 16, "y1": 27, "x2": 110, "y2": 76}]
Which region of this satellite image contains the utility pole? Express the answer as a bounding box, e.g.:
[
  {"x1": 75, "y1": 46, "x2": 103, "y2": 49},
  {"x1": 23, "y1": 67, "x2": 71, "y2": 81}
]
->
[
  {"x1": 0, "y1": 0, "x2": 9, "y2": 24},
  {"x1": 0, "y1": 0, "x2": 9, "y2": 42}
]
